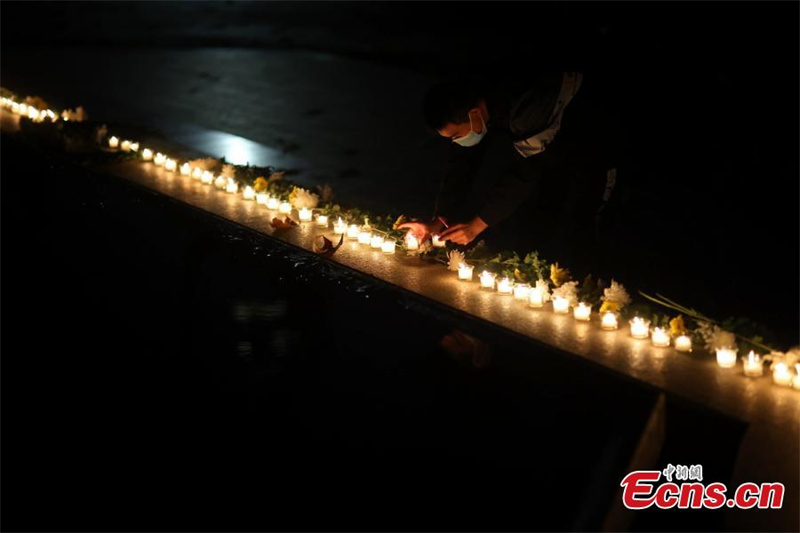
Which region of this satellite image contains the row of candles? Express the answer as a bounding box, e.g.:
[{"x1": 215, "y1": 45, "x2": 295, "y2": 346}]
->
[
  {"x1": 454, "y1": 266, "x2": 800, "y2": 389},
  {"x1": 14, "y1": 102, "x2": 795, "y2": 393}
]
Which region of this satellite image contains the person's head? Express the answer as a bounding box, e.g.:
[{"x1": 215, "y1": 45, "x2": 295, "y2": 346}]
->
[{"x1": 423, "y1": 79, "x2": 489, "y2": 145}]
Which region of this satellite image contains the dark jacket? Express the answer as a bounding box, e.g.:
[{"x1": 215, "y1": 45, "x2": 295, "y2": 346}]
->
[{"x1": 432, "y1": 72, "x2": 567, "y2": 227}]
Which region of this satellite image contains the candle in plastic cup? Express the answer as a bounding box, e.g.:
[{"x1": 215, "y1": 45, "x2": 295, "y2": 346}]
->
[
  {"x1": 192, "y1": 167, "x2": 203, "y2": 179},
  {"x1": 381, "y1": 241, "x2": 396, "y2": 254},
  {"x1": 347, "y1": 224, "x2": 360, "y2": 240},
  {"x1": 214, "y1": 176, "x2": 226, "y2": 189},
  {"x1": 715, "y1": 347, "x2": 737, "y2": 369},
  {"x1": 242, "y1": 186, "x2": 256, "y2": 200},
  {"x1": 142, "y1": 148, "x2": 153, "y2": 161},
  {"x1": 130, "y1": 142, "x2": 139, "y2": 152},
  {"x1": 528, "y1": 287, "x2": 544, "y2": 308},
  {"x1": 552, "y1": 297, "x2": 570, "y2": 314},
  {"x1": 629, "y1": 317, "x2": 650, "y2": 339},
  {"x1": 405, "y1": 234, "x2": 419, "y2": 251},
  {"x1": 266, "y1": 197, "x2": 280, "y2": 210},
  {"x1": 180, "y1": 163, "x2": 191, "y2": 176},
  {"x1": 370, "y1": 235, "x2": 384, "y2": 249},
  {"x1": 334, "y1": 218, "x2": 347, "y2": 234},
  {"x1": 226, "y1": 179, "x2": 239, "y2": 194},
  {"x1": 108, "y1": 136, "x2": 119, "y2": 149},
  {"x1": 358, "y1": 231, "x2": 372, "y2": 245},
  {"x1": 458, "y1": 263, "x2": 474, "y2": 281},
  {"x1": 497, "y1": 277, "x2": 513, "y2": 295},
  {"x1": 165, "y1": 159, "x2": 177, "y2": 172},
  {"x1": 742, "y1": 351, "x2": 763, "y2": 377},
  {"x1": 201, "y1": 172, "x2": 214, "y2": 185},
  {"x1": 154, "y1": 153, "x2": 166, "y2": 166},
  {"x1": 432, "y1": 235, "x2": 446, "y2": 248},
  {"x1": 256, "y1": 193, "x2": 269, "y2": 205},
  {"x1": 772, "y1": 362, "x2": 792, "y2": 386},
  {"x1": 675, "y1": 335, "x2": 693, "y2": 352},
  {"x1": 316, "y1": 214, "x2": 329, "y2": 227},
  {"x1": 651, "y1": 327, "x2": 670, "y2": 347},
  {"x1": 513, "y1": 283, "x2": 530, "y2": 301},
  {"x1": 479, "y1": 271, "x2": 496, "y2": 289},
  {"x1": 601, "y1": 312, "x2": 618, "y2": 330},
  {"x1": 120, "y1": 140, "x2": 131, "y2": 152},
  {"x1": 573, "y1": 302, "x2": 592, "y2": 321},
  {"x1": 299, "y1": 207, "x2": 313, "y2": 222},
  {"x1": 279, "y1": 202, "x2": 292, "y2": 214}
]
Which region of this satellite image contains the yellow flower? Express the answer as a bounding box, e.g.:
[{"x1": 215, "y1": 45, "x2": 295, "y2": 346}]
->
[
  {"x1": 392, "y1": 215, "x2": 408, "y2": 230},
  {"x1": 253, "y1": 177, "x2": 268, "y2": 192},
  {"x1": 514, "y1": 268, "x2": 528, "y2": 282},
  {"x1": 670, "y1": 315, "x2": 688, "y2": 336},
  {"x1": 550, "y1": 263, "x2": 571, "y2": 287},
  {"x1": 599, "y1": 300, "x2": 621, "y2": 314}
]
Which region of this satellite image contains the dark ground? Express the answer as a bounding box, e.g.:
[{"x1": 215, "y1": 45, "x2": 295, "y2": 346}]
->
[{"x1": 1, "y1": 2, "x2": 798, "y2": 531}]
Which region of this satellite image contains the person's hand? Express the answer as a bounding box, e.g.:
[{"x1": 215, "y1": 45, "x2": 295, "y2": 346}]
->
[
  {"x1": 397, "y1": 219, "x2": 444, "y2": 242},
  {"x1": 438, "y1": 217, "x2": 488, "y2": 245}
]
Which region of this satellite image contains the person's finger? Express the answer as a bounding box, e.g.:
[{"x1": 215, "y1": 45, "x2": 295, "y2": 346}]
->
[
  {"x1": 396, "y1": 222, "x2": 418, "y2": 230},
  {"x1": 439, "y1": 224, "x2": 464, "y2": 239}
]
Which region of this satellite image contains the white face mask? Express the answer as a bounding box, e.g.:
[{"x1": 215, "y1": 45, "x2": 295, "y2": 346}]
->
[{"x1": 453, "y1": 112, "x2": 487, "y2": 147}]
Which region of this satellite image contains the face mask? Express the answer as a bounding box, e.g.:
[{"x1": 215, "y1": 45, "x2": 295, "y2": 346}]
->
[{"x1": 453, "y1": 112, "x2": 487, "y2": 147}]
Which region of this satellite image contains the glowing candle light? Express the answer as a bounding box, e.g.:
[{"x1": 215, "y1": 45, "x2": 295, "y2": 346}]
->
[
  {"x1": 279, "y1": 201, "x2": 292, "y2": 214},
  {"x1": 552, "y1": 297, "x2": 570, "y2": 314},
  {"x1": 180, "y1": 163, "x2": 191, "y2": 176},
  {"x1": 120, "y1": 140, "x2": 131, "y2": 152},
  {"x1": 513, "y1": 283, "x2": 530, "y2": 301},
  {"x1": 334, "y1": 218, "x2": 347, "y2": 234},
  {"x1": 497, "y1": 277, "x2": 513, "y2": 295},
  {"x1": 405, "y1": 233, "x2": 419, "y2": 251},
  {"x1": 164, "y1": 158, "x2": 177, "y2": 172},
  {"x1": 675, "y1": 335, "x2": 693, "y2": 352},
  {"x1": 347, "y1": 224, "x2": 360, "y2": 240},
  {"x1": 192, "y1": 167, "x2": 203, "y2": 179},
  {"x1": 19, "y1": 103, "x2": 27, "y2": 115},
  {"x1": 266, "y1": 197, "x2": 280, "y2": 210},
  {"x1": 772, "y1": 362, "x2": 792, "y2": 387},
  {"x1": 201, "y1": 172, "x2": 214, "y2": 185},
  {"x1": 108, "y1": 136, "x2": 119, "y2": 149},
  {"x1": 256, "y1": 193, "x2": 269, "y2": 205},
  {"x1": 528, "y1": 287, "x2": 544, "y2": 308},
  {"x1": 432, "y1": 235, "x2": 446, "y2": 248},
  {"x1": 242, "y1": 186, "x2": 256, "y2": 200},
  {"x1": 651, "y1": 327, "x2": 670, "y2": 347},
  {"x1": 130, "y1": 142, "x2": 139, "y2": 152},
  {"x1": 573, "y1": 302, "x2": 592, "y2": 321},
  {"x1": 479, "y1": 271, "x2": 496, "y2": 290},
  {"x1": 154, "y1": 153, "x2": 166, "y2": 166},
  {"x1": 358, "y1": 230, "x2": 372, "y2": 245},
  {"x1": 601, "y1": 312, "x2": 618, "y2": 330},
  {"x1": 715, "y1": 347, "x2": 737, "y2": 369},
  {"x1": 299, "y1": 207, "x2": 313, "y2": 222},
  {"x1": 458, "y1": 263, "x2": 474, "y2": 281},
  {"x1": 141, "y1": 148, "x2": 153, "y2": 161},
  {"x1": 225, "y1": 179, "x2": 239, "y2": 194},
  {"x1": 214, "y1": 176, "x2": 227, "y2": 189},
  {"x1": 742, "y1": 351, "x2": 763, "y2": 377},
  {"x1": 316, "y1": 214, "x2": 329, "y2": 227},
  {"x1": 27, "y1": 107, "x2": 39, "y2": 120},
  {"x1": 381, "y1": 241, "x2": 396, "y2": 254},
  {"x1": 629, "y1": 317, "x2": 650, "y2": 339},
  {"x1": 370, "y1": 235, "x2": 384, "y2": 249}
]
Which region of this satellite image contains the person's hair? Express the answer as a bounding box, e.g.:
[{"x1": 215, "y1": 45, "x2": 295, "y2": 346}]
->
[{"x1": 422, "y1": 79, "x2": 484, "y2": 132}]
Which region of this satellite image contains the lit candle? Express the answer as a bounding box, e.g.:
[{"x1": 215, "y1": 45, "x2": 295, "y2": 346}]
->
[
  {"x1": 381, "y1": 241, "x2": 396, "y2": 254},
  {"x1": 513, "y1": 283, "x2": 530, "y2": 301},
  {"x1": 225, "y1": 179, "x2": 239, "y2": 194},
  {"x1": 108, "y1": 136, "x2": 119, "y2": 149},
  {"x1": 458, "y1": 263, "x2": 474, "y2": 281},
  {"x1": 651, "y1": 327, "x2": 670, "y2": 347},
  {"x1": 334, "y1": 218, "x2": 347, "y2": 234},
  {"x1": 214, "y1": 176, "x2": 227, "y2": 189},
  {"x1": 256, "y1": 193, "x2": 269, "y2": 205},
  {"x1": 772, "y1": 362, "x2": 792, "y2": 387},
  {"x1": 370, "y1": 235, "x2": 384, "y2": 248},
  {"x1": 479, "y1": 271, "x2": 496, "y2": 290},
  {"x1": 358, "y1": 230, "x2": 372, "y2": 245},
  {"x1": 130, "y1": 142, "x2": 139, "y2": 152},
  {"x1": 742, "y1": 351, "x2": 763, "y2": 377},
  {"x1": 432, "y1": 234, "x2": 446, "y2": 248},
  {"x1": 573, "y1": 302, "x2": 592, "y2": 321},
  {"x1": 242, "y1": 186, "x2": 256, "y2": 200},
  {"x1": 497, "y1": 277, "x2": 513, "y2": 295},
  {"x1": 266, "y1": 197, "x2": 281, "y2": 210},
  {"x1": 316, "y1": 214, "x2": 329, "y2": 227},
  {"x1": 279, "y1": 201, "x2": 292, "y2": 214},
  {"x1": 192, "y1": 167, "x2": 203, "y2": 179},
  {"x1": 19, "y1": 103, "x2": 27, "y2": 115},
  {"x1": 715, "y1": 348, "x2": 737, "y2": 369},
  {"x1": 299, "y1": 207, "x2": 313, "y2": 222},
  {"x1": 121, "y1": 140, "x2": 131, "y2": 152},
  {"x1": 180, "y1": 163, "x2": 191, "y2": 176},
  {"x1": 141, "y1": 148, "x2": 153, "y2": 161},
  {"x1": 405, "y1": 234, "x2": 419, "y2": 251},
  {"x1": 601, "y1": 312, "x2": 618, "y2": 330},
  {"x1": 528, "y1": 287, "x2": 544, "y2": 308},
  {"x1": 675, "y1": 335, "x2": 693, "y2": 352},
  {"x1": 629, "y1": 317, "x2": 650, "y2": 339},
  {"x1": 164, "y1": 159, "x2": 177, "y2": 172},
  {"x1": 793, "y1": 364, "x2": 800, "y2": 390},
  {"x1": 552, "y1": 297, "x2": 570, "y2": 314},
  {"x1": 154, "y1": 153, "x2": 166, "y2": 166},
  {"x1": 201, "y1": 171, "x2": 214, "y2": 185},
  {"x1": 347, "y1": 224, "x2": 360, "y2": 240}
]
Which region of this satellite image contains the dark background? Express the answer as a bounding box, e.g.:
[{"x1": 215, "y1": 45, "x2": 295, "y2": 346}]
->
[{"x1": 1, "y1": 2, "x2": 798, "y2": 531}]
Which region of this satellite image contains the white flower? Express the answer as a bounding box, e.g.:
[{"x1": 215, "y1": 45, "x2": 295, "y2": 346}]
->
[
  {"x1": 534, "y1": 279, "x2": 551, "y2": 302},
  {"x1": 551, "y1": 281, "x2": 578, "y2": 305},
  {"x1": 188, "y1": 157, "x2": 220, "y2": 171},
  {"x1": 601, "y1": 279, "x2": 632, "y2": 307},
  {"x1": 697, "y1": 322, "x2": 736, "y2": 351},
  {"x1": 447, "y1": 250, "x2": 465, "y2": 271},
  {"x1": 220, "y1": 164, "x2": 236, "y2": 180},
  {"x1": 290, "y1": 187, "x2": 320, "y2": 209}
]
